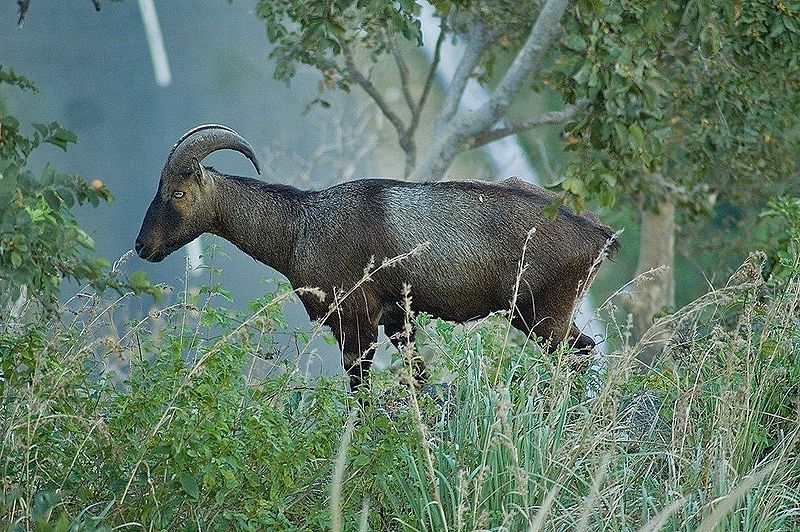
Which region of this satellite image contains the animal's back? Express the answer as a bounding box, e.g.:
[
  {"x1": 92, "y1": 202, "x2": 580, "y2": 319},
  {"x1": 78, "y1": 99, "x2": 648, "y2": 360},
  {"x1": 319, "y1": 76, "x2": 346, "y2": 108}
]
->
[{"x1": 296, "y1": 178, "x2": 613, "y2": 321}]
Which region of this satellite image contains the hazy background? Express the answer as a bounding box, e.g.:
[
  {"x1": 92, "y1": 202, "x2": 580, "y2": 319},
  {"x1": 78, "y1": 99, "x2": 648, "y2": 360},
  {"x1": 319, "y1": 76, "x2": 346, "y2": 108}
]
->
[
  {"x1": 2, "y1": 1, "x2": 361, "y2": 369},
  {"x1": 2, "y1": 1, "x2": 639, "y2": 374}
]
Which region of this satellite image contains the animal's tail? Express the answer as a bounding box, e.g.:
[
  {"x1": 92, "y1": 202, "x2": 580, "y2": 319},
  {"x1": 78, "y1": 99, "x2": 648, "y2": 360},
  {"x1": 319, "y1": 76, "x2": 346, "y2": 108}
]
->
[{"x1": 598, "y1": 224, "x2": 621, "y2": 259}]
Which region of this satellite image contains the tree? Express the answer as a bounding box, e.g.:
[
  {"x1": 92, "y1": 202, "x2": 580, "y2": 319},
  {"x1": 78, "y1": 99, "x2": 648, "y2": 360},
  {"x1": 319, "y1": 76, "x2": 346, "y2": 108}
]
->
[
  {"x1": 255, "y1": 0, "x2": 799, "y2": 360},
  {"x1": 551, "y1": 1, "x2": 799, "y2": 356},
  {"x1": 256, "y1": 0, "x2": 586, "y2": 180}
]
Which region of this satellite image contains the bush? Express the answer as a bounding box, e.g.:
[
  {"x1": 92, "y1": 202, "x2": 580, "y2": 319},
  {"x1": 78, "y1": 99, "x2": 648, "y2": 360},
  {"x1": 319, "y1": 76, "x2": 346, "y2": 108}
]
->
[
  {"x1": 1, "y1": 247, "x2": 798, "y2": 530},
  {"x1": 0, "y1": 66, "x2": 158, "y2": 319}
]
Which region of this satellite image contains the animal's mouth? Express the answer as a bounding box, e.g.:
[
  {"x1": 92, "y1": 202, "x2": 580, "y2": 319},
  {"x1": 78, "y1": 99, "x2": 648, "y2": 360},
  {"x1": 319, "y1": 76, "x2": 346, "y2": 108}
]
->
[
  {"x1": 145, "y1": 251, "x2": 166, "y2": 263},
  {"x1": 139, "y1": 245, "x2": 176, "y2": 263}
]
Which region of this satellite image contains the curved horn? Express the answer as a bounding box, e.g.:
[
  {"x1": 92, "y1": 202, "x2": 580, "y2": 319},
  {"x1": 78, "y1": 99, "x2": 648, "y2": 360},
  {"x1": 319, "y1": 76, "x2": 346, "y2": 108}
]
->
[
  {"x1": 165, "y1": 123, "x2": 237, "y2": 163},
  {"x1": 165, "y1": 124, "x2": 261, "y2": 175}
]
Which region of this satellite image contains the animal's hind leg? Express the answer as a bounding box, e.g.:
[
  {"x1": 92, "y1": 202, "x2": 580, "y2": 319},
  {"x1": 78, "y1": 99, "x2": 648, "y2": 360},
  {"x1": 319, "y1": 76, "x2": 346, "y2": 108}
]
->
[
  {"x1": 569, "y1": 323, "x2": 595, "y2": 355},
  {"x1": 384, "y1": 321, "x2": 428, "y2": 387},
  {"x1": 568, "y1": 322, "x2": 596, "y2": 372}
]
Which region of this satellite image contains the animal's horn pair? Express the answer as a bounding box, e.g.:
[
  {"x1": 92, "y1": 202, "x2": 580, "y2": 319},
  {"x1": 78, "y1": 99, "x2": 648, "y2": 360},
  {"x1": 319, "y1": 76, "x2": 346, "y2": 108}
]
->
[{"x1": 164, "y1": 124, "x2": 261, "y2": 176}]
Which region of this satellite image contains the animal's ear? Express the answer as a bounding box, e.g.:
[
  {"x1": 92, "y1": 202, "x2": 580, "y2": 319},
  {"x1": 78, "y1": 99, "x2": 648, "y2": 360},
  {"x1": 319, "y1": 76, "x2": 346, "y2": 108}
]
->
[{"x1": 191, "y1": 157, "x2": 208, "y2": 186}]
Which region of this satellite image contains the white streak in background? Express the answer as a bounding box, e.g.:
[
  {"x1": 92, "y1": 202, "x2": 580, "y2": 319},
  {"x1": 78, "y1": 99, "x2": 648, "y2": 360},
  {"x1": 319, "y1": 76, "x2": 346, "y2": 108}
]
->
[
  {"x1": 419, "y1": 5, "x2": 606, "y2": 353},
  {"x1": 186, "y1": 238, "x2": 203, "y2": 277},
  {"x1": 138, "y1": 0, "x2": 204, "y2": 275},
  {"x1": 137, "y1": 0, "x2": 172, "y2": 87}
]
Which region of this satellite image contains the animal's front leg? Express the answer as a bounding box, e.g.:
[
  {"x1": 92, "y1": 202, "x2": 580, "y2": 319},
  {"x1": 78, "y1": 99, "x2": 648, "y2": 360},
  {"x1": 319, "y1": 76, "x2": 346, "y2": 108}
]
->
[
  {"x1": 384, "y1": 321, "x2": 428, "y2": 388},
  {"x1": 332, "y1": 316, "x2": 379, "y2": 392}
]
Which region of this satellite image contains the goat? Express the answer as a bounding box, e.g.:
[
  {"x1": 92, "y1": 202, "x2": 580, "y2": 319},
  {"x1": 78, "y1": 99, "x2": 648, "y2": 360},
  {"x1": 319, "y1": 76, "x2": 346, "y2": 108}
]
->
[{"x1": 135, "y1": 125, "x2": 619, "y2": 391}]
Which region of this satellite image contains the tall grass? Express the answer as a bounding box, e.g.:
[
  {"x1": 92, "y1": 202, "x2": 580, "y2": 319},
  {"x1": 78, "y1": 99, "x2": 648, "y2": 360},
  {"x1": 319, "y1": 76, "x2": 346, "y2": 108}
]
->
[{"x1": 1, "y1": 251, "x2": 798, "y2": 530}]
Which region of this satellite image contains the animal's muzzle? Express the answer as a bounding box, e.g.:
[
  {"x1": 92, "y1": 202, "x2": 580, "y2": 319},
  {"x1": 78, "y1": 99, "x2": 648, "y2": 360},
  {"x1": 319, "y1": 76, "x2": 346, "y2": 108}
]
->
[{"x1": 135, "y1": 238, "x2": 165, "y2": 262}]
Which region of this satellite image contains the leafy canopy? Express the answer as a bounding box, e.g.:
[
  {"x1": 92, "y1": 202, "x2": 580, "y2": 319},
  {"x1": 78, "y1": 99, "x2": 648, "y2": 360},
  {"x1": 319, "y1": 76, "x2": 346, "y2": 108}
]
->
[
  {"x1": 553, "y1": 0, "x2": 800, "y2": 213},
  {"x1": 255, "y1": 0, "x2": 799, "y2": 215}
]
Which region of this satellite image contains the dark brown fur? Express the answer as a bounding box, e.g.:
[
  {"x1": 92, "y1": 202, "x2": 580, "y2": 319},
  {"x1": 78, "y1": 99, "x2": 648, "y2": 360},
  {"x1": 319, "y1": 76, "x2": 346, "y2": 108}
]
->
[{"x1": 136, "y1": 127, "x2": 618, "y2": 391}]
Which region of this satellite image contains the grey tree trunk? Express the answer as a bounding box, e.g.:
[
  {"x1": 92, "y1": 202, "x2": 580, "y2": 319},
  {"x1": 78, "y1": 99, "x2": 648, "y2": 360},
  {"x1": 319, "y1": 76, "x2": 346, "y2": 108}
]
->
[
  {"x1": 630, "y1": 199, "x2": 676, "y2": 366},
  {"x1": 6, "y1": 285, "x2": 29, "y2": 333}
]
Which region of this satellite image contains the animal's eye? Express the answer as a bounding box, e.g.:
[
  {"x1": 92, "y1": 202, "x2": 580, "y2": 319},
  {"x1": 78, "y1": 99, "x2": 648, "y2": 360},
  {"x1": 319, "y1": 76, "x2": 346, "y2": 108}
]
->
[{"x1": 172, "y1": 191, "x2": 185, "y2": 199}]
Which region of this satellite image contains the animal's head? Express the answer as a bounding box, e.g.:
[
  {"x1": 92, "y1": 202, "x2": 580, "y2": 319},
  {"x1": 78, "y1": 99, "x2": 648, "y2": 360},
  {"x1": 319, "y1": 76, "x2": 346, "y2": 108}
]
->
[{"x1": 135, "y1": 124, "x2": 260, "y2": 262}]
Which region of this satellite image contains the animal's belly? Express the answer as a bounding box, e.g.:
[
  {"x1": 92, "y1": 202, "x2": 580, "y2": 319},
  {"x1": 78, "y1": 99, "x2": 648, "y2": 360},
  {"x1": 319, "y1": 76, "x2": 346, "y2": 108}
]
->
[
  {"x1": 382, "y1": 270, "x2": 510, "y2": 324},
  {"x1": 411, "y1": 296, "x2": 499, "y2": 323}
]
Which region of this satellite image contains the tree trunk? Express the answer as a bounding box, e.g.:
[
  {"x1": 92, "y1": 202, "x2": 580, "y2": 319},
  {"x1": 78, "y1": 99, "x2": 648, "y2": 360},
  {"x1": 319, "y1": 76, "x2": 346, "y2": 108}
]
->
[
  {"x1": 6, "y1": 285, "x2": 29, "y2": 333},
  {"x1": 629, "y1": 199, "x2": 676, "y2": 366}
]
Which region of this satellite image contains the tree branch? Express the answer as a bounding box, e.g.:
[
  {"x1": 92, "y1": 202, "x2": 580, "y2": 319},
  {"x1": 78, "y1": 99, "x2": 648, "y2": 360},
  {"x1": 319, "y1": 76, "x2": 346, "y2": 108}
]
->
[
  {"x1": 342, "y1": 44, "x2": 407, "y2": 136},
  {"x1": 391, "y1": 42, "x2": 416, "y2": 116},
  {"x1": 389, "y1": 37, "x2": 420, "y2": 178},
  {"x1": 436, "y1": 22, "x2": 497, "y2": 133},
  {"x1": 17, "y1": 0, "x2": 31, "y2": 24},
  {"x1": 479, "y1": 0, "x2": 569, "y2": 125},
  {"x1": 401, "y1": 141, "x2": 417, "y2": 179},
  {"x1": 398, "y1": 14, "x2": 448, "y2": 179},
  {"x1": 467, "y1": 99, "x2": 589, "y2": 149},
  {"x1": 414, "y1": 0, "x2": 570, "y2": 180},
  {"x1": 415, "y1": 13, "x2": 447, "y2": 123}
]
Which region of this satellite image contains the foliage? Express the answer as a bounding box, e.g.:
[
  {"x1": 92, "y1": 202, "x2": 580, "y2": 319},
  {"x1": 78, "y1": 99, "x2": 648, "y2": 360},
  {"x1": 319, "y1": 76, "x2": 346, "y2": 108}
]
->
[
  {"x1": 0, "y1": 66, "x2": 159, "y2": 316},
  {"x1": 256, "y1": 0, "x2": 577, "y2": 181},
  {"x1": 255, "y1": 0, "x2": 539, "y2": 88},
  {"x1": 256, "y1": 0, "x2": 423, "y2": 85},
  {"x1": 760, "y1": 195, "x2": 800, "y2": 284},
  {"x1": 552, "y1": 0, "x2": 800, "y2": 215},
  {"x1": 254, "y1": 0, "x2": 799, "y2": 214},
  {"x1": 1, "y1": 257, "x2": 798, "y2": 530}
]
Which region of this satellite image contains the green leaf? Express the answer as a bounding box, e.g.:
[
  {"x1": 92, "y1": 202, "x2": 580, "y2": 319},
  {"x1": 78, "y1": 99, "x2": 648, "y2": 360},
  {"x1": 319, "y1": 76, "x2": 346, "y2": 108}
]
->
[
  {"x1": 0, "y1": 67, "x2": 39, "y2": 93},
  {"x1": 643, "y1": 5, "x2": 663, "y2": 34},
  {"x1": 542, "y1": 198, "x2": 561, "y2": 219},
  {"x1": 572, "y1": 62, "x2": 592, "y2": 84},
  {"x1": 52, "y1": 513, "x2": 70, "y2": 532},
  {"x1": 629, "y1": 123, "x2": 645, "y2": 151},
  {"x1": 32, "y1": 123, "x2": 49, "y2": 137},
  {"x1": 563, "y1": 177, "x2": 585, "y2": 195},
  {"x1": 46, "y1": 126, "x2": 78, "y2": 151},
  {"x1": 180, "y1": 473, "x2": 200, "y2": 499},
  {"x1": 75, "y1": 228, "x2": 95, "y2": 249},
  {"x1": 613, "y1": 122, "x2": 628, "y2": 147},
  {"x1": 43, "y1": 190, "x2": 61, "y2": 211},
  {"x1": 398, "y1": 0, "x2": 417, "y2": 13},
  {"x1": 769, "y1": 19, "x2": 785, "y2": 38},
  {"x1": 564, "y1": 34, "x2": 587, "y2": 52}
]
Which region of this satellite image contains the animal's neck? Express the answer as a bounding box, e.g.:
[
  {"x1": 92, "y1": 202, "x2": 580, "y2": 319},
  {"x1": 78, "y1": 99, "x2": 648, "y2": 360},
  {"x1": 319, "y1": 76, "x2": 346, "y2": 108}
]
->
[{"x1": 210, "y1": 175, "x2": 305, "y2": 275}]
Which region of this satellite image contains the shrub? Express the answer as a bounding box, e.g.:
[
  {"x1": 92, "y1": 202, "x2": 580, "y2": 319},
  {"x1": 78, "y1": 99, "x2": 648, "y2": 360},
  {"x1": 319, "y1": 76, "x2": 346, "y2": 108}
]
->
[
  {"x1": 1, "y1": 247, "x2": 798, "y2": 530},
  {"x1": 0, "y1": 66, "x2": 158, "y2": 319}
]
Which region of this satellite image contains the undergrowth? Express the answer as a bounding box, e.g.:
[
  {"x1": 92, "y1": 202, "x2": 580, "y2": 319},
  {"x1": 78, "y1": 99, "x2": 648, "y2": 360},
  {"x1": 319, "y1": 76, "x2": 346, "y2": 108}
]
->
[{"x1": 1, "y1": 249, "x2": 798, "y2": 531}]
